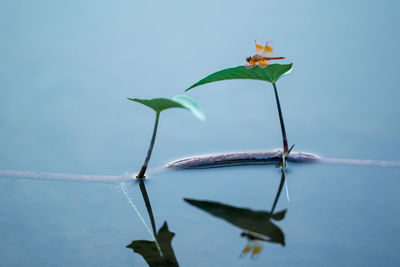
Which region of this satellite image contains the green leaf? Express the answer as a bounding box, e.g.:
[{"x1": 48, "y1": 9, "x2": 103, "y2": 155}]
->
[
  {"x1": 172, "y1": 95, "x2": 206, "y2": 121},
  {"x1": 128, "y1": 95, "x2": 205, "y2": 121},
  {"x1": 186, "y1": 63, "x2": 293, "y2": 91},
  {"x1": 128, "y1": 98, "x2": 183, "y2": 113}
]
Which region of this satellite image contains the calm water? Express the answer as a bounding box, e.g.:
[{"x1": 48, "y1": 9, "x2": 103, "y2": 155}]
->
[{"x1": 1, "y1": 0, "x2": 400, "y2": 266}]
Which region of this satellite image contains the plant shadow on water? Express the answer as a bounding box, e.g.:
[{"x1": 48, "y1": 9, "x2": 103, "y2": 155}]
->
[
  {"x1": 125, "y1": 167, "x2": 288, "y2": 266},
  {"x1": 184, "y1": 168, "x2": 287, "y2": 260},
  {"x1": 125, "y1": 179, "x2": 179, "y2": 267}
]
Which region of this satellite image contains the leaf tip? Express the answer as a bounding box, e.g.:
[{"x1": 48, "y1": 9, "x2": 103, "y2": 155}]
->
[
  {"x1": 185, "y1": 84, "x2": 196, "y2": 92},
  {"x1": 127, "y1": 97, "x2": 138, "y2": 102},
  {"x1": 283, "y1": 63, "x2": 293, "y2": 76},
  {"x1": 172, "y1": 94, "x2": 206, "y2": 121}
]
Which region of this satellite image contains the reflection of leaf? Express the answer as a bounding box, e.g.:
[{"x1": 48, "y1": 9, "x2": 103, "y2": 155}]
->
[
  {"x1": 184, "y1": 198, "x2": 285, "y2": 246},
  {"x1": 127, "y1": 222, "x2": 179, "y2": 267},
  {"x1": 128, "y1": 95, "x2": 205, "y2": 120},
  {"x1": 271, "y1": 210, "x2": 286, "y2": 221},
  {"x1": 185, "y1": 64, "x2": 293, "y2": 91}
]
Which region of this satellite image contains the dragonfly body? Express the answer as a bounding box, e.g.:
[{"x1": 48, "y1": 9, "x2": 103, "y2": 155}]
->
[{"x1": 245, "y1": 40, "x2": 285, "y2": 68}]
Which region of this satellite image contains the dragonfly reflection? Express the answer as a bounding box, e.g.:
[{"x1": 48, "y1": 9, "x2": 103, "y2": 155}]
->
[{"x1": 185, "y1": 169, "x2": 287, "y2": 259}]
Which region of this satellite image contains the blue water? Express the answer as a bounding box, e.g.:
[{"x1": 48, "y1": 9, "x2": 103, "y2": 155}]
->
[{"x1": 1, "y1": 0, "x2": 400, "y2": 266}]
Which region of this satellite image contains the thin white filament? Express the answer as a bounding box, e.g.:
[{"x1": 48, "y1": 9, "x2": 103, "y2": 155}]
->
[
  {"x1": 0, "y1": 170, "x2": 133, "y2": 183},
  {"x1": 120, "y1": 182, "x2": 163, "y2": 257},
  {"x1": 285, "y1": 178, "x2": 290, "y2": 202}
]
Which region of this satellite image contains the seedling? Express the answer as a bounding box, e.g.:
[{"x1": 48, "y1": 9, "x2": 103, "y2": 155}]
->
[
  {"x1": 185, "y1": 40, "x2": 293, "y2": 163},
  {"x1": 129, "y1": 95, "x2": 205, "y2": 178},
  {"x1": 185, "y1": 62, "x2": 293, "y2": 161}
]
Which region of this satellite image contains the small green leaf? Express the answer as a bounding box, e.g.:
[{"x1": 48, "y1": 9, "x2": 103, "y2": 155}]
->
[
  {"x1": 128, "y1": 95, "x2": 205, "y2": 120},
  {"x1": 128, "y1": 98, "x2": 183, "y2": 113},
  {"x1": 186, "y1": 63, "x2": 293, "y2": 91}
]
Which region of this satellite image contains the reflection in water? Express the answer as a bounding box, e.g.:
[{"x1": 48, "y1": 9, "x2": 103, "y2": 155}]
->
[
  {"x1": 127, "y1": 221, "x2": 179, "y2": 267},
  {"x1": 124, "y1": 170, "x2": 287, "y2": 263},
  {"x1": 125, "y1": 180, "x2": 179, "y2": 267},
  {"x1": 185, "y1": 169, "x2": 287, "y2": 259}
]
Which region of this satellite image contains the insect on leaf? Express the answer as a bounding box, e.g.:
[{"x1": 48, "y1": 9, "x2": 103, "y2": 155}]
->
[{"x1": 185, "y1": 63, "x2": 293, "y2": 91}]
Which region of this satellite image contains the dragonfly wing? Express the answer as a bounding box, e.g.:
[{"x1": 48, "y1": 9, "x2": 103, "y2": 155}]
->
[
  {"x1": 239, "y1": 242, "x2": 252, "y2": 258},
  {"x1": 262, "y1": 41, "x2": 274, "y2": 57},
  {"x1": 255, "y1": 40, "x2": 263, "y2": 56},
  {"x1": 251, "y1": 242, "x2": 263, "y2": 260},
  {"x1": 245, "y1": 62, "x2": 256, "y2": 69},
  {"x1": 258, "y1": 60, "x2": 269, "y2": 68}
]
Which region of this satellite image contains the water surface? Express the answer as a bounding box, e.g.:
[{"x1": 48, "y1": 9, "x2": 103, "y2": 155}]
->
[{"x1": 1, "y1": 0, "x2": 399, "y2": 266}]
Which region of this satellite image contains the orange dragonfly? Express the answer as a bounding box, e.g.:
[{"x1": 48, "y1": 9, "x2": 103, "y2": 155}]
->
[
  {"x1": 245, "y1": 40, "x2": 285, "y2": 68},
  {"x1": 239, "y1": 231, "x2": 268, "y2": 259}
]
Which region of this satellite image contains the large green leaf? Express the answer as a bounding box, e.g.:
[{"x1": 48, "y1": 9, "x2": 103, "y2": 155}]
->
[
  {"x1": 128, "y1": 95, "x2": 205, "y2": 120},
  {"x1": 185, "y1": 63, "x2": 293, "y2": 91}
]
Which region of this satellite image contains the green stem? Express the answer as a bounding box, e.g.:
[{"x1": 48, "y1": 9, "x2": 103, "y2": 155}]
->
[
  {"x1": 272, "y1": 82, "x2": 288, "y2": 154},
  {"x1": 137, "y1": 112, "x2": 160, "y2": 178}
]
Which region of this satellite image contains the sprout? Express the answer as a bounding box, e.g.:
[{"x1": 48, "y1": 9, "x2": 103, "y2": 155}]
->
[
  {"x1": 128, "y1": 95, "x2": 205, "y2": 178},
  {"x1": 185, "y1": 64, "x2": 293, "y2": 158}
]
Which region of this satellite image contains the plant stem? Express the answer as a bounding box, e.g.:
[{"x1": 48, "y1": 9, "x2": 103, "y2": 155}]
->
[
  {"x1": 137, "y1": 112, "x2": 160, "y2": 178},
  {"x1": 272, "y1": 82, "x2": 288, "y2": 154}
]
